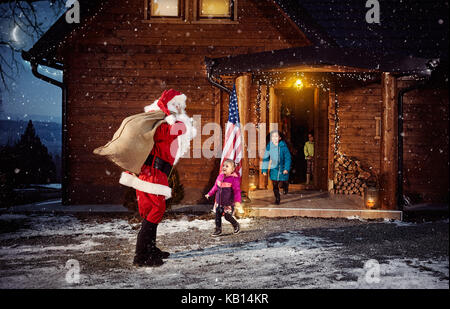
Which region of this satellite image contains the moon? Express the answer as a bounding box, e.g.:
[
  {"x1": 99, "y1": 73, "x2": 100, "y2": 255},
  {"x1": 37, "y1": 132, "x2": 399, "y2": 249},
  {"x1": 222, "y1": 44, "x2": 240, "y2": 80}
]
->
[{"x1": 11, "y1": 25, "x2": 20, "y2": 42}]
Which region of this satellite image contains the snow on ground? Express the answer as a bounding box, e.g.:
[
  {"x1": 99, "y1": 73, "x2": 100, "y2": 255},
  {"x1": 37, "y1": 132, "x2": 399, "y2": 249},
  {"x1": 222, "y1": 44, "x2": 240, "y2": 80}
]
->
[
  {"x1": 158, "y1": 216, "x2": 253, "y2": 235},
  {"x1": 0, "y1": 214, "x2": 135, "y2": 241},
  {"x1": 0, "y1": 213, "x2": 448, "y2": 289}
]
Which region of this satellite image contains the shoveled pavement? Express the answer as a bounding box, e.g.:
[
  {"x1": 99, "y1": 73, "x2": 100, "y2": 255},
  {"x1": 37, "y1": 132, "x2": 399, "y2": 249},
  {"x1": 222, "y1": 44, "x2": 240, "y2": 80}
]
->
[{"x1": 0, "y1": 204, "x2": 447, "y2": 289}]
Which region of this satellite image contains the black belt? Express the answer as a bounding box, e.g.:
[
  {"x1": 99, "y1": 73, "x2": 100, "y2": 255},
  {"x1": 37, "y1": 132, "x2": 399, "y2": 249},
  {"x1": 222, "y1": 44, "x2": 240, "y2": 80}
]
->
[{"x1": 144, "y1": 154, "x2": 172, "y2": 177}]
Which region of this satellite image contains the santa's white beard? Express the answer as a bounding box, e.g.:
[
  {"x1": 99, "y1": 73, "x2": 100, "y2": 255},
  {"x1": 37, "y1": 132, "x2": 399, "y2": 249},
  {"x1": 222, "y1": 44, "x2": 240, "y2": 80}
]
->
[{"x1": 172, "y1": 112, "x2": 196, "y2": 166}]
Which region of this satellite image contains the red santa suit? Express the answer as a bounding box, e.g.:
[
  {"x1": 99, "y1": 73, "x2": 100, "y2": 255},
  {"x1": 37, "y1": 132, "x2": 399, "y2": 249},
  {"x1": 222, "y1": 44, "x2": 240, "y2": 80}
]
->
[
  {"x1": 118, "y1": 90, "x2": 196, "y2": 224},
  {"x1": 135, "y1": 120, "x2": 184, "y2": 223}
]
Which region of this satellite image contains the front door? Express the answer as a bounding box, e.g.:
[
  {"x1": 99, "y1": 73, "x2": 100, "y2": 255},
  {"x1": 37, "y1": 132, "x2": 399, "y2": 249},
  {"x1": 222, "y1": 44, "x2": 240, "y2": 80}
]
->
[
  {"x1": 277, "y1": 87, "x2": 316, "y2": 186},
  {"x1": 263, "y1": 86, "x2": 329, "y2": 192}
]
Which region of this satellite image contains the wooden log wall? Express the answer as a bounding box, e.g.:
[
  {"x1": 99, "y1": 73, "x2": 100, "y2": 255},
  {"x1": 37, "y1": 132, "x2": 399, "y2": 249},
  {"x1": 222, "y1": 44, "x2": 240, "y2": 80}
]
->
[
  {"x1": 333, "y1": 82, "x2": 382, "y2": 197},
  {"x1": 61, "y1": 0, "x2": 310, "y2": 204},
  {"x1": 399, "y1": 79, "x2": 449, "y2": 204}
]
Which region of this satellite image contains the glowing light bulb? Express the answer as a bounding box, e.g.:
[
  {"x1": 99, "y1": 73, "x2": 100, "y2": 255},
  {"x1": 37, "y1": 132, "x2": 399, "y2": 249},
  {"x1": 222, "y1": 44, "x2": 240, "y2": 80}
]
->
[{"x1": 295, "y1": 79, "x2": 303, "y2": 89}]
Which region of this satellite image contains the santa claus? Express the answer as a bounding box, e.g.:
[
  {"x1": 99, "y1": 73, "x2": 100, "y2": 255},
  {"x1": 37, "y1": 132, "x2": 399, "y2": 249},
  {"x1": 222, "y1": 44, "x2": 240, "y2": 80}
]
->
[{"x1": 94, "y1": 89, "x2": 196, "y2": 267}]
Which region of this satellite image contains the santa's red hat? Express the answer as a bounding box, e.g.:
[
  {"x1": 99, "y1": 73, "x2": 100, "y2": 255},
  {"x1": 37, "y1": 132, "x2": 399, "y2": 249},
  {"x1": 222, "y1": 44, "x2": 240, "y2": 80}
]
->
[{"x1": 144, "y1": 89, "x2": 187, "y2": 116}]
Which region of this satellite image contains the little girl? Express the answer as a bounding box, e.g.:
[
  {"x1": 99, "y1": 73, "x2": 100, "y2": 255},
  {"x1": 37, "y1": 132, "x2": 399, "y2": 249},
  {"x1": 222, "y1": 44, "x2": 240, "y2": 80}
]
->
[{"x1": 205, "y1": 159, "x2": 241, "y2": 236}]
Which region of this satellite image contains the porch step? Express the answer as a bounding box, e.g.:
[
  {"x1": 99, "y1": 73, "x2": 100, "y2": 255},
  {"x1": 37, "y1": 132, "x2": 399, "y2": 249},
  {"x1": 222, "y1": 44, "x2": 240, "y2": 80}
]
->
[
  {"x1": 244, "y1": 190, "x2": 402, "y2": 220},
  {"x1": 249, "y1": 186, "x2": 316, "y2": 199},
  {"x1": 288, "y1": 184, "x2": 316, "y2": 191},
  {"x1": 248, "y1": 186, "x2": 320, "y2": 199},
  {"x1": 246, "y1": 207, "x2": 402, "y2": 221}
]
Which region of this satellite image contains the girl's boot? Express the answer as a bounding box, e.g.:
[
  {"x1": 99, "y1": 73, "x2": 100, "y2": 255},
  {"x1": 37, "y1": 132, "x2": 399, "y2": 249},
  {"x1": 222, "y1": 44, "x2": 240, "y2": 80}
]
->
[
  {"x1": 273, "y1": 182, "x2": 281, "y2": 205},
  {"x1": 212, "y1": 211, "x2": 222, "y2": 236},
  {"x1": 225, "y1": 213, "x2": 240, "y2": 234},
  {"x1": 211, "y1": 226, "x2": 222, "y2": 237},
  {"x1": 282, "y1": 181, "x2": 289, "y2": 195}
]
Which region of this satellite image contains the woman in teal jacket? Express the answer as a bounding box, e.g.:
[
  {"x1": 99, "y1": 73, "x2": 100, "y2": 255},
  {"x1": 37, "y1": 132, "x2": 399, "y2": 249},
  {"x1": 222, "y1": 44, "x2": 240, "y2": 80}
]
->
[{"x1": 261, "y1": 131, "x2": 292, "y2": 204}]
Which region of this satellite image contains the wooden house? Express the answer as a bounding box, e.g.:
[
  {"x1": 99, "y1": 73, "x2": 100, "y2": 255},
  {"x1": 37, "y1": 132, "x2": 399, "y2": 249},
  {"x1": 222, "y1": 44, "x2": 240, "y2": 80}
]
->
[{"x1": 22, "y1": 0, "x2": 448, "y2": 211}]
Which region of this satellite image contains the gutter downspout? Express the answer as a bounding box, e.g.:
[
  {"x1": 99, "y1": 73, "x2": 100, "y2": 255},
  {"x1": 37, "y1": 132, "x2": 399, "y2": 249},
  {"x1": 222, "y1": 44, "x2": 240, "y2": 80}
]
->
[
  {"x1": 22, "y1": 51, "x2": 69, "y2": 205},
  {"x1": 205, "y1": 57, "x2": 232, "y2": 96},
  {"x1": 207, "y1": 71, "x2": 232, "y2": 95}
]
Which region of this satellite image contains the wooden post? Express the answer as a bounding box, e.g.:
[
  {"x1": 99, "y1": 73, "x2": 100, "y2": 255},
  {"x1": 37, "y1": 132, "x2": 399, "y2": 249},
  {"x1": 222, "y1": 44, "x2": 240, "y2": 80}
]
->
[
  {"x1": 328, "y1": 90, "x2": 336, "y2": 192},
  {"x1": 258, "y1": 84, "x2": 268, "y2": 189},
  {"x1": 269, "y1": 87, "x2": 280, "y2": 132},
  {"x1": 236, "y1": 74, "x2": 251, "y2": 194},
  {"x1": 267, "y1": 86, "x2": 280, "y2": 190},
  {"x1": 213, "y1": 87, "x2": 222, "y2": 158},
  {"x1": 313, "y1": 88, "x2": 319, "y2": 188},
  {"x1": 380, "y1": 72, "x2": 398, "y2": 210}
]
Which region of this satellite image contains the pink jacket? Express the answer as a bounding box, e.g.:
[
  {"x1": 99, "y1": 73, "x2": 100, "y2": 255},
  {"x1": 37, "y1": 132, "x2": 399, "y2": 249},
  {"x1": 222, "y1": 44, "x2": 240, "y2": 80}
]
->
[{"x1": 207, "y1": 172, "x2": 242, "y2": 206}]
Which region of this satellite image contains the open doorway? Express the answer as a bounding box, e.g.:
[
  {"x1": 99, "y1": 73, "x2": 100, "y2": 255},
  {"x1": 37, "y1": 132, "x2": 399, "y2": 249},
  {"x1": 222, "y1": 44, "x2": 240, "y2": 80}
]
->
[{"x1": 277, "y1": 88, "x2": 315, "y2": 185}]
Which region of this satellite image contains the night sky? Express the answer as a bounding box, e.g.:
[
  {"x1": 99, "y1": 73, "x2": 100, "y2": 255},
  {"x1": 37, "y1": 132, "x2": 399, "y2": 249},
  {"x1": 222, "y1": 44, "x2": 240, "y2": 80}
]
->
[{"x1": 0, "y1": 1, "x2": 65, "y2": 123}]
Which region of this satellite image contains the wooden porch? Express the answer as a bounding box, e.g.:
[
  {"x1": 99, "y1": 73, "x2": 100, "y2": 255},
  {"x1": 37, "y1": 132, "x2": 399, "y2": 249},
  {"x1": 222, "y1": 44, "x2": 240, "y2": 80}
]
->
[{"x1": 245, "y1": 187, "x2": 403, "y2": 220}]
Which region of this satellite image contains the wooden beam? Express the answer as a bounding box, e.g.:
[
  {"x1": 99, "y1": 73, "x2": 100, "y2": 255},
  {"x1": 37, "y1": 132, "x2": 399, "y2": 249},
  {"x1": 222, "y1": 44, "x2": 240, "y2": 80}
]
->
[
  {"x1": 236, "y1": 73, "x2": 251, "y2": 194},
  {"x1": 380, "y1": 72, "x2": 398, "y2": 210}
]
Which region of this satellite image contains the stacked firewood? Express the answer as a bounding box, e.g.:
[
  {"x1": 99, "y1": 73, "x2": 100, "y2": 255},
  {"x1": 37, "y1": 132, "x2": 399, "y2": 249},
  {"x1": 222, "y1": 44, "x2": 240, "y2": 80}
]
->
[{"x1": 333, "y1": 154, "x2": 371, "y2": 195}]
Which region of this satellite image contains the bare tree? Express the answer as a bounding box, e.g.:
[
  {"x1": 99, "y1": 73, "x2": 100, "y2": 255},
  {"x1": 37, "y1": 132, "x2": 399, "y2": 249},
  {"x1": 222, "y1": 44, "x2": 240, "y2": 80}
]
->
[{"x1": 0, "y1": 0, "x2": 66, "y2": 90}]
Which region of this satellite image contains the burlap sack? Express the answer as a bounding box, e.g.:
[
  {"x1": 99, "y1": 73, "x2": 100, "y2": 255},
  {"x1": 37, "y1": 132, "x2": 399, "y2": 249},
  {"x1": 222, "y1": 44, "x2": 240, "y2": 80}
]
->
[{"x1": 93, "y1": 110, "x2": 166, "y2": 174}]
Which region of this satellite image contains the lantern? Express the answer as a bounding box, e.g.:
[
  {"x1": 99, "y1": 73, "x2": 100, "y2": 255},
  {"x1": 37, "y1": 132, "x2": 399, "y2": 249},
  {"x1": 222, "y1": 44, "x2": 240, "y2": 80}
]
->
[
  {"x1": 248, "y1": 174, "x2": 257, "y2": 191},
  {"x1": 364, "y1": 186, "x2": 380, "y2": 209}
]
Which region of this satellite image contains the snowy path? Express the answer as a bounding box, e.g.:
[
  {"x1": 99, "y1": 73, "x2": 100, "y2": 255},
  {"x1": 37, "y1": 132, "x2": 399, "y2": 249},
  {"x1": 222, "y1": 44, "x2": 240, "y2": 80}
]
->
[{"x1": 0, "y1": 213, "x2": 448, "y2": 289}]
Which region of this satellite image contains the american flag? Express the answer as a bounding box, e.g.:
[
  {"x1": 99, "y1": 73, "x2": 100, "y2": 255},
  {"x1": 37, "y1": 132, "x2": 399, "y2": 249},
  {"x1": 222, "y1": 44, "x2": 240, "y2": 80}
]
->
[{"x1": 220, "y1": 85, "x2": 243, "y2": 176}]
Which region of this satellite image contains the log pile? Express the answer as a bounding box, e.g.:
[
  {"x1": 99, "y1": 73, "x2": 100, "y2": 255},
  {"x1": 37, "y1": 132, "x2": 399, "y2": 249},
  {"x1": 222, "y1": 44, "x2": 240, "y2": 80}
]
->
[{"x1": 333, "y1": 154, "x2": 371, "y2": 195}]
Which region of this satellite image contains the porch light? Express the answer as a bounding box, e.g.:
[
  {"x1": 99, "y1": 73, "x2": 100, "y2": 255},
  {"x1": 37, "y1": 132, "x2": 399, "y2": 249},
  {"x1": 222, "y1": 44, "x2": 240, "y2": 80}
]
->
[
  {"x1": 364, "y1": 186, "x2": 380, "y2": 209},
  {"x1": 295, "y1": 79, "x2": 304, "y2": 90}
]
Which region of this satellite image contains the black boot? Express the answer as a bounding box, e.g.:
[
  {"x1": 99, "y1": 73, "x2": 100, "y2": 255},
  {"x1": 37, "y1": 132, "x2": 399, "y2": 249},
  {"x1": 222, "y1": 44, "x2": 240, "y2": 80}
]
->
[
  {"x1": 212, "y1": 210, "x2": 222, "y2": 236},
  {"x1": 273, "y1": 181, "x2": 281, "y2": 204},
  {"x1": 282, "y1": 181, "x2": 289, "y2": 195},
  {"x1": 133, "y1": 220, "x2": 164, "y2": 267},
  {"x1": 150, "y1": 223, "x2": 170, "y2": 259},
  {"x1": 224, "y1": 213, "x2": 240, "y2": 234},
  {"x1": 133, "y1": 220, "x2": 152, "y2": 266},
  {"x1": 145, "y1": 221, "x2": 164, "y2": 267},
  {"x1": 274, "y1": 190, "x2": 281, "y2": 205},
  {"x1": 211, "y1": 226, "x2": 222, "y2": 237}
]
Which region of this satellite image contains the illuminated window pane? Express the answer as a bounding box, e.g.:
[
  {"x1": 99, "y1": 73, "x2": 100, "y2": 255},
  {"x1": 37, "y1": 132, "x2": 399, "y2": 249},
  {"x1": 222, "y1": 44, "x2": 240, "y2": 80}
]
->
[
  {"x1": 151, "y1": 0, "x2": 179, "y2": 17},
  {"x1": 200, "y1": 0, "x2": 231, "y2": 17}
]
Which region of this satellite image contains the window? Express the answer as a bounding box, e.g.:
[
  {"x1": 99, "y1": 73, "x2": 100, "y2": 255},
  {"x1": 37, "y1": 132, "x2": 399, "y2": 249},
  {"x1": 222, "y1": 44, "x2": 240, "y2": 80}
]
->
[
  {"x1": 147, "y1": 0, "x2": 183, "y2": 19},
  {"x1": 199, "y1": 0, "x2": 232, "y2": 18},
  {"x1": 143, "y1": 0, "x2": 237, "y2": 23}
]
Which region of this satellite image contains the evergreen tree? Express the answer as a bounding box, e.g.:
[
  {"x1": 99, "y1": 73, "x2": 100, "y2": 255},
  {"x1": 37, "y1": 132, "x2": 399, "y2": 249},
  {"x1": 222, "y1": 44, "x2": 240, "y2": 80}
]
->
[
  {"x1": 0, "y1": 145, "x2": 16, "y2": 207},
  {"x1": 167, "y1": 168, "x2": 184, "y2": 208},
  {"x1": 14, "y1": 120, "x2": 56, "y2": 185}
]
